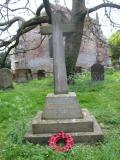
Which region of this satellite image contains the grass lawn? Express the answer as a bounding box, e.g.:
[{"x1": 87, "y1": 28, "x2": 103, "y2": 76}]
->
[{"x1": 0, "y1": 69, "x2": 120, "y2": 160}]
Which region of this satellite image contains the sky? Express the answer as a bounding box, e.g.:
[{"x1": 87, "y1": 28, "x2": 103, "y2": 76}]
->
[{"x1": 0, "y1": 0, "x2": 120, "y2": 39}]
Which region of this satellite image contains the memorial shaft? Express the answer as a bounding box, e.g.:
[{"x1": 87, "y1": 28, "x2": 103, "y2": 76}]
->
[{"x1": 52, "y1": 12, "x2": 68, "y2": 94}]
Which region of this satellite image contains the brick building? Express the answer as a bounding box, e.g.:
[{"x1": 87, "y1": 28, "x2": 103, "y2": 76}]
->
[{"x1": 11, "y1": 6, "x2": 111, "y2": 78}]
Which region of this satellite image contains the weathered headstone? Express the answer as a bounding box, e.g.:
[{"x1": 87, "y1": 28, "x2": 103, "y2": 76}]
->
[
  {"x1": 14, "y1": 69, "x2": 32, "y2": 83},
  {"x1": 0, "y1": 68, "x2": 13, "y2": 89},
  {"x1": 37, "y1": 70, "x2": 45, "y2": 79},
  {"x1": 75, "y1": 66, "x2": 82, "y2": 73},
  {"x1": 91, "y1": 63, "x2": 104, "y2": 81},
  {"x1": 25, "y1": 11, "x2": 103, "y2": 144}
]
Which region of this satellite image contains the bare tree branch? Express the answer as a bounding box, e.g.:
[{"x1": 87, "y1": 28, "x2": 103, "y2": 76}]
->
[
  {"x1": 88, "y1": 3, "x2": 120, "y2": 14},
  {"x1": 0, "y1": 4, "x2": 35, "y2": 15},
  {"x1": 43, "y1": 0, "x2": 52, "y2": 23},
  {"x1": 36, "y1": 3, "x2": 44, "y2": 16},
  {"x1": 0, "y1": 16, "x2": 49, "y2": 47},
  {"x1": 15, "y1": 35, "x2": 46, "y2": 54},
  {"x1": 0, "y1": 17, "x2": 24, "y2": 26},
  {"x1": 0, "y1": 14, "x2": 49, "y2": 67}
]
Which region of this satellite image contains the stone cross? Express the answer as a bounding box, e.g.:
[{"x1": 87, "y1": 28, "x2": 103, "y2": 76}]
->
[
  {"x1": 25, "y1": 11, "x2": 104, "y2": 144},
  {"x1": 52, "y1": 12, "x2": 68, "y2": 94},
  {"x1": 41, "y1": 11, "x2": 75, "y2": 94}
]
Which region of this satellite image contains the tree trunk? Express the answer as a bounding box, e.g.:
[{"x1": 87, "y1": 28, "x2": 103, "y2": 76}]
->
[{"x1": 65, "y1": 0, "x2": 86, "y2": 77}]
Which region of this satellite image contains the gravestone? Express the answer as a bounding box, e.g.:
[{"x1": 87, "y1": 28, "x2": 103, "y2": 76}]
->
[
  {"x1": 91, "y1": 63, "x2": 104, "y2": 81},
  {"x1": 15, "y1": 69, "x2": 32, "y2": 83},
  {"x1": 75, "y1": 66, "x2": 82, "y2": 73},
  {"x1": 37, "y1": 70, "x2": 45, "y2": 79},
  {"x1": 0, "y1": 68, "x2": 13, "y2": 89},
  {"x1": 25, "y1": 11, "x2": 103, "y2": 144}
]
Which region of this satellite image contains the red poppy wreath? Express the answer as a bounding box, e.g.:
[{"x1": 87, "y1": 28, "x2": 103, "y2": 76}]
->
[{"x1": 48, "y1": 131, "x2": 74, "y2": 152}]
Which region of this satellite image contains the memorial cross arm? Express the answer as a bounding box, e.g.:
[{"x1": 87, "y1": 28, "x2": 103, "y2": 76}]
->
[{"x1": 40, "y1": 24, "x2": 75, "y2": 35}]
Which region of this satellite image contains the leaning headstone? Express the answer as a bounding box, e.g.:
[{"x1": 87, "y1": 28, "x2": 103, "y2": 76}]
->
[
  {"x1": 0, "y1": 68, "x2": 13, "y2": 89},
  {"x1": 91, "y1": 63, "x2": 104, "y2": 81}
]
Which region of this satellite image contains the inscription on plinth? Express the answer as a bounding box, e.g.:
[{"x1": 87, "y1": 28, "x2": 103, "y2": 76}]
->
[{"x1": 42, "y1": 92, "x2": 83, "y2": 120}]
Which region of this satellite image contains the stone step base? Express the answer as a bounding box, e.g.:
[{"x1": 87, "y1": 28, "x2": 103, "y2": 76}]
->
[
  {"x1": 25, "y1": 109, "x2": 104, "y2": 144},
  {"x1": 32, "y1": 109, "x2": 94, "y2": 134},
  {"x1": 25, "y1": 119, "x2": 103, "y2": 144}
]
